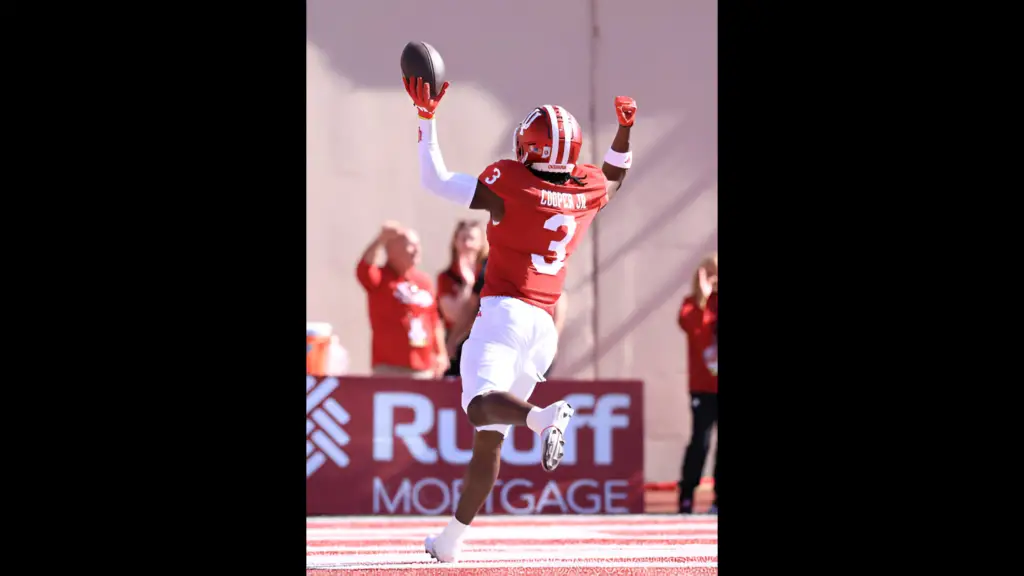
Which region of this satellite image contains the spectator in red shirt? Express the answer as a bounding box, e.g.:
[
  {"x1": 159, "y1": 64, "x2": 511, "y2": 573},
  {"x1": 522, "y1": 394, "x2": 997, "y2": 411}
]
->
[
  {"x1": 436, "y1": 220, "x2": 487, "y2": 377},
  {"x1": 677, "y1": 253, "x2": 718, "y2": 513},
  {"x1": 356, "y1": 221, "x2": 448, "y2": 379}
]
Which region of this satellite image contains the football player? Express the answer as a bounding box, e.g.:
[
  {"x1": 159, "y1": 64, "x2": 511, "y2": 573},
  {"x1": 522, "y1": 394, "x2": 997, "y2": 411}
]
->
[{"x1": 403, "y1": 76, "x2": 636, "y2": 562}]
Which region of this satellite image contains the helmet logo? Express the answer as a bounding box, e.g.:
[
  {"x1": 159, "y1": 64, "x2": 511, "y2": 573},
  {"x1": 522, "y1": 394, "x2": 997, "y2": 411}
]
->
[{"x1": 520, "y1": 109, "x2": 543, "y2": 136}]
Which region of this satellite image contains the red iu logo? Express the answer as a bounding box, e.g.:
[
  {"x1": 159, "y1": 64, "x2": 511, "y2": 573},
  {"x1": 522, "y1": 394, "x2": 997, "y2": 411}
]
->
[{"x1": 418, "y1": 127, "x2": 422, "y2": 143}]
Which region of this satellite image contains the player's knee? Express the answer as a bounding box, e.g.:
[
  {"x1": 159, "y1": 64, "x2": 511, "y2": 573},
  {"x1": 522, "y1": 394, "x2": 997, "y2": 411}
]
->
[
  {"x1": 473, "y1": 430, "x2": 505, "y2": 456},
  {"x1": 466, "y1": 394, "x2": 488, "y2": 427}
]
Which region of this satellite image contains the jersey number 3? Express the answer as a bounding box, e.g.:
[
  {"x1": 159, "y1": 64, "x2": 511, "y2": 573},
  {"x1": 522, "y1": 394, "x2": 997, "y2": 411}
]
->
[{"x1": 531, "y1": 214, "x2": 578, "y2": 275}]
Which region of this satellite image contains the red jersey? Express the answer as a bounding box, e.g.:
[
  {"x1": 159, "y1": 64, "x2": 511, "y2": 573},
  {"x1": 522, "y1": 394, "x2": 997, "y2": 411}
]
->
[
  {"x1": 356, "y1": 260, "x2": 440, "y2": 371},
  {"x1": 678, "y1": 293, "x2": 718, "y2": 394},
  {"x1": 476, "y1": 160, "x2": 609, "y2": 316}
]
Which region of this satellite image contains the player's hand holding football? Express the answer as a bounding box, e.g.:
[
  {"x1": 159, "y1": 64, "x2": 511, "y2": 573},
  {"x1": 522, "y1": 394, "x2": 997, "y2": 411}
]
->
[
  {"x1": 403, "y1": 76, "x2": 450, "y2": 120},
  {"x1": 615, "y1": 96, "x2": 637, "y2": 127}
]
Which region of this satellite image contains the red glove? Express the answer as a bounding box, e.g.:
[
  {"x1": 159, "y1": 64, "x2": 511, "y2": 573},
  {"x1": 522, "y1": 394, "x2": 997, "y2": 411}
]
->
[
  {"x1": 403, "y1": 77, "x2": 450, "y2": 120},
  {"x1": 614, "y1": 96, "x2": 637, "y2": 127}
]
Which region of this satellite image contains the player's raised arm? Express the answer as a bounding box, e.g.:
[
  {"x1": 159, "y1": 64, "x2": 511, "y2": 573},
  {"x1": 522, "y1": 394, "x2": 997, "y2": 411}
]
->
[
  {"x1": 403, "y1": 77, "x2": 500, "y2": 213},
  {"x1": 602, "y1": 96, "x2": 637, "y2": 201}
]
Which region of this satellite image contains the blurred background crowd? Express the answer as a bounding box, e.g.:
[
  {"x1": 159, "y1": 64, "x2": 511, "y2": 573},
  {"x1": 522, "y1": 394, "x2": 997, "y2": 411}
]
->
[{"x1": 306, "y1": 0, "x2": 716, "y2": 514}]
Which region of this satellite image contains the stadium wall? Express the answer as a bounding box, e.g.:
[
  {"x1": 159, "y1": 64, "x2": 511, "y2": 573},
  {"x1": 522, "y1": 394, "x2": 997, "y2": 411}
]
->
[{"x1": 306, "y1": 0, "x2": 717, "y2": 483}]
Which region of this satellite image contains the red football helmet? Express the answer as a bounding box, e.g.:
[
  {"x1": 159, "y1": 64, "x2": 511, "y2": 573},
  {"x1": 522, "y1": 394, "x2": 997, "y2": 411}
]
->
[{"x1": 511, "y1": 105, "x2": 583, "y2": 173}]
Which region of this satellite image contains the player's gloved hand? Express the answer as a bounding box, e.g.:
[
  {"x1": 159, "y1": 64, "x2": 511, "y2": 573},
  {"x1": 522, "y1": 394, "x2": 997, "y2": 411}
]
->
[
  {"x1": 614, "y1": 96, "x2": 637, "y2": 127},
  {"x1": 403, "y1": 76, "x2": 450, "y2": 120}
]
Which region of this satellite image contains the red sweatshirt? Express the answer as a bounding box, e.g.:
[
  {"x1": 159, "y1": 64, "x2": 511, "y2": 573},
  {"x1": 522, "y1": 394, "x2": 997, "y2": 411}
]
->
[{"x1": 678, "y1": 292, "x2": 718, "y2": 394}]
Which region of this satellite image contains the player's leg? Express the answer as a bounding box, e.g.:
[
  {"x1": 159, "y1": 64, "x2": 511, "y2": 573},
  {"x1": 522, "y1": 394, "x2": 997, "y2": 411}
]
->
[
  {"x1": 520, "y1": 306, "x2": 573, "y2": 472},
  {"x1": 454, "y1": 431, "x2": 505, "y2": 524},
  {"x1": 458, "y1": 297, "x2": 534, "y2": 428},
  {"x1": 428, "y1": 368, "x2": 541, "y2": 562},
  {"x1": 428, "y1": 298, "x2": 557, "y2": 563},
  {"x1": 463, "y1": 298, "x2": 574, "y2": 472},
  {"x1": 460, "y1": 299, "x2": 571, "y2": 453},
  {"x1": 466, "y1": 389, "x2": 532, "y2": 427},
  {"x1": 426, "y1": 429, "x2": 504, "y2": 562},
  {"x1": 426, "y1": 297, "x2": 527, "y2": 563}
]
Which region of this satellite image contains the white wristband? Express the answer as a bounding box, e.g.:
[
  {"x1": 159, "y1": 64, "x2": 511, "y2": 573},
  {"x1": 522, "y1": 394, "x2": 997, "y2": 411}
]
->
[{"x1": 604, "y1": 148, "x2": 633, "y2": 169}]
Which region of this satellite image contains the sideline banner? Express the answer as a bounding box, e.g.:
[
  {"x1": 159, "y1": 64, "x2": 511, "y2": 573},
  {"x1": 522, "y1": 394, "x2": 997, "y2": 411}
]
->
[{"x1": 306, "y1": 376, "x2": 644, "y2": 515}]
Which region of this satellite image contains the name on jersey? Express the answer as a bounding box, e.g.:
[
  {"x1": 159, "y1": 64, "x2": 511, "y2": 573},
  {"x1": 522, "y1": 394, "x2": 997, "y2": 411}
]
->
[{"x1": 540, "y1": 190, "x2": 587, "y2": 210}]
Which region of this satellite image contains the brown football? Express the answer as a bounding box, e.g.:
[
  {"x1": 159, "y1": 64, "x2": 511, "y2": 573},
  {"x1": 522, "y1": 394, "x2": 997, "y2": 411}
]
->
[{"x1": 400, "y1": 41, "x2": 446, "y2": 99}]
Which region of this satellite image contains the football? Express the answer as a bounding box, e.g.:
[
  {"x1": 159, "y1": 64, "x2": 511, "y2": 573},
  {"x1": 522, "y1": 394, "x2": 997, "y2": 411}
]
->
[{"x1": 400, "y1": 41, "x2": 446, "y2": 99}]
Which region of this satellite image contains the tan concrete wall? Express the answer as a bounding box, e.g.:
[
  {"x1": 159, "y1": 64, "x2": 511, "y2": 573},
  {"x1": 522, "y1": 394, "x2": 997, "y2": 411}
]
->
[{"x1": 307, "y1": 0, "x2": 717, "y2": 482}]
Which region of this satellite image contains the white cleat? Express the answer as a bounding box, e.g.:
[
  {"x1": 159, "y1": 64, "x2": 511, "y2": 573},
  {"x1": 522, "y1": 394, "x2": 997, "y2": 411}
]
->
[
  {"x1": 540, "y1": 401, "x2": 574, "y2": 472},
  {"x1": 425, "y1": 535, "x2": 459, "y2": 563}
]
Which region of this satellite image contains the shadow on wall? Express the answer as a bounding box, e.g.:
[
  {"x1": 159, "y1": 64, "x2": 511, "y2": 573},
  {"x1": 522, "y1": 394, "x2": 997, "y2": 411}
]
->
[
  {"x1": 557, "y1": 228, "x2": 717, "y2": 377},
  {"x1": 569, "y1": 168, "x2": 716, "y2": 294}
]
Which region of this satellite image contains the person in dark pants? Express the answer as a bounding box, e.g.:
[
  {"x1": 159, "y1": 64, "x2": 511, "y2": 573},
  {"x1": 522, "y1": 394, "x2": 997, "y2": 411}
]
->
[{"x1": 677, "y1": 253, "x2": 718, "y2": 513}]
